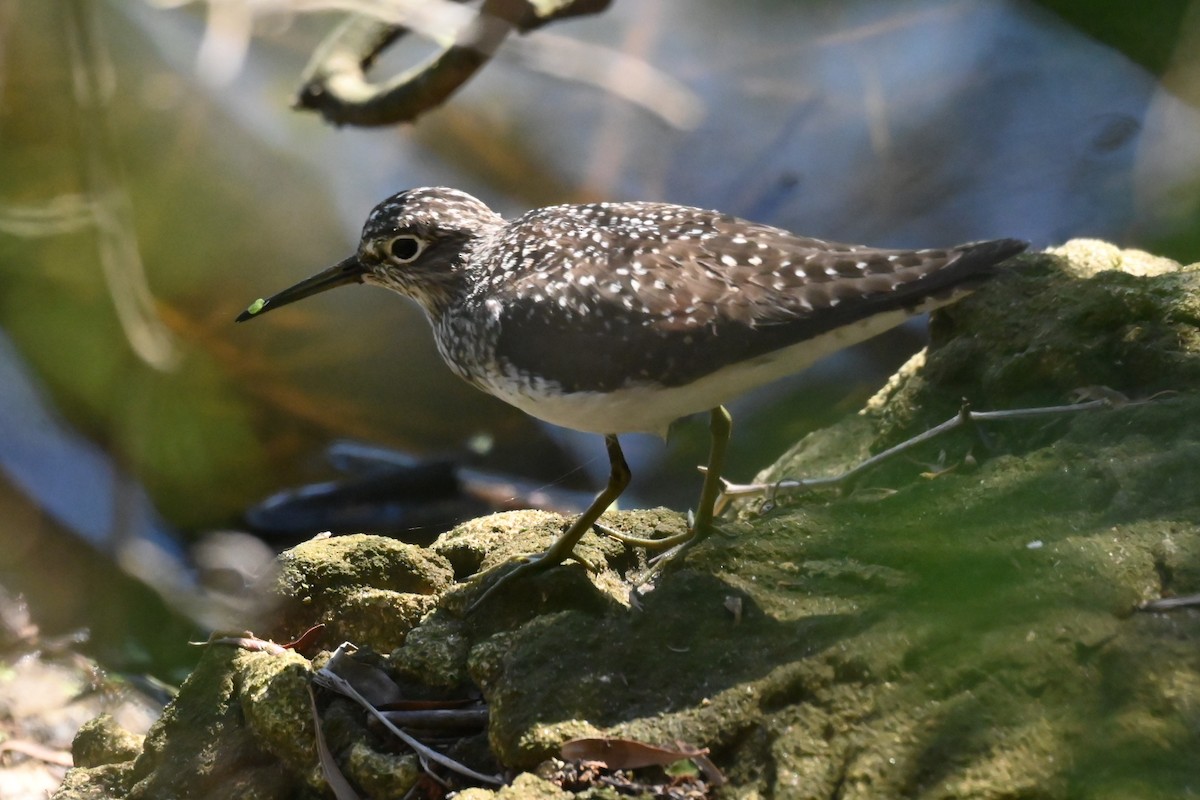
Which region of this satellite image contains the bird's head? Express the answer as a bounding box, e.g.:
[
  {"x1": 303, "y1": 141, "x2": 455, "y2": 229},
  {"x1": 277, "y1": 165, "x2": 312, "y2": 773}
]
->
[{"x1": 237, "y1": 187, "x2": 503, "y2": 322}]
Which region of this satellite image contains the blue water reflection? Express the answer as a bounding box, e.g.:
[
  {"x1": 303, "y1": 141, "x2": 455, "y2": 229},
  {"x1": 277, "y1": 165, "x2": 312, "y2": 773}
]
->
[{"x1": 0, "y1": 330, "x2": 188, "y2": 579}]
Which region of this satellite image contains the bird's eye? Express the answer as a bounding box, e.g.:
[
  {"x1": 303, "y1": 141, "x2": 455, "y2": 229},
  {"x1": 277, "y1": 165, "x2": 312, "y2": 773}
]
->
[{"x1": 388, "y1": 235, "x2": 426, "y2": 263}]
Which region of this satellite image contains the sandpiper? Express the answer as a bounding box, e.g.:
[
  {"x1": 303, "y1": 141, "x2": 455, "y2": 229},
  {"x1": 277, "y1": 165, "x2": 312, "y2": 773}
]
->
[{"x1": 238, "y1": 187, "x2": 1026, "y2": 606}]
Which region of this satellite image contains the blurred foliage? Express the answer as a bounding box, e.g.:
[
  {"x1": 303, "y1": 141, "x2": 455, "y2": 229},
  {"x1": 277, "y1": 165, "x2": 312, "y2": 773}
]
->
[
  {"x1": 0, "y1": 2, "x2": 560, "y2": 531},
  {"x1": 1031, "y1": 0, "x2": 1194, "y2": 78},
  {"x1": 0, "y1": 2, "x2": 346, "y2": 529}
]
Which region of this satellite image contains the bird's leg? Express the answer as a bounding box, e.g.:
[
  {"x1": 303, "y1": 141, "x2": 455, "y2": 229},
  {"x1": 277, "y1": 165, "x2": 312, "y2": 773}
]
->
[
  {"x1": 537, "y1": 434, "x2": 631, "y2": 564},
  {"x1": 691, "y1": 405, "x2": 732, "y2": 542},
  {"x1": 611, "y1": 406, "x2": 735, "y2": 591},
  {"x1": 467, "y1": 434, "x2": 630, "y2": 612},
  {"x1": 600, "y1": 405, "x2": 733, "y2": 555}
]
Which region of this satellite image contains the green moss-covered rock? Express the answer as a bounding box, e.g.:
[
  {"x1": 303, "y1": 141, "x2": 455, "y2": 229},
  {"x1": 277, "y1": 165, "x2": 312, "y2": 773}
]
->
[
  {"x1": 236, "y1": 648, "x2": 319, "y2": 780},
  {"x1": 121, "y1": 647, "x2": 313, "y2": 800},
  {"x1": 440, "y1": 243, "x2": 1200, "y2": 797},
  {"x1": 455, "y1": 772, "x2": 570, "y2": 799},
  {"x1": 53, "y1": 762, "x2": 135, "y2": 800},
  {"x1": 56, "y1": 242, "x2": 1200, "y2": 798},
  {"x1": 72, "y1": 714, "x2": 144, "y2": 769},
  {"x1": 865, "y1": 245, "x2": 1200, "y2": 447},
  {"x1": 272, "y1": 534, "x2": 453, "y2": 650}
]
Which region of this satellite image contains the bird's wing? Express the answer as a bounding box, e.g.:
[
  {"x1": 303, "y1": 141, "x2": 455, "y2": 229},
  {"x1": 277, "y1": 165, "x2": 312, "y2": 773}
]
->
[{"x1": 487, "y1": 203, "x2": 1025, "y2": 392}]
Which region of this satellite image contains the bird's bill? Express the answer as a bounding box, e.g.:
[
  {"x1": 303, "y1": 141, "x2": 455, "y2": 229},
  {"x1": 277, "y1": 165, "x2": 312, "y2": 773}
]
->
[{"x1": 236, "y1": 256, "x2": 366, "y2": 322}]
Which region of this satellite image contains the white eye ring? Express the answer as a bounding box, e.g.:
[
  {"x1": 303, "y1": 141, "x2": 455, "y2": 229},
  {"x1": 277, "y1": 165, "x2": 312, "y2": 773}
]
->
[{"x1": 387, "y1": 235, "x2": 428, "y2": 263}]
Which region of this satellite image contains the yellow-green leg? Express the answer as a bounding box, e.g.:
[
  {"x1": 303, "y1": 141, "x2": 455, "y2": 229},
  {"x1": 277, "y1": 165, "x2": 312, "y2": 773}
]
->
[
  {"x1": 467, "y1": 434, "x2": 630, "y2": 612},
  {"x1": 601, "y1": 405, "x2": 733, "y2": 554},
  {"x1": 691, "y1": 405, "x2": 732, "y2": 542}
]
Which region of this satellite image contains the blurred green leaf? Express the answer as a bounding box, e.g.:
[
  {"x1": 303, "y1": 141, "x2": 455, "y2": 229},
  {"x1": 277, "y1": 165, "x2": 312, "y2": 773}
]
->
[{"x1": 1031, "y1": 0, "x2": 1193, "y2": 77}]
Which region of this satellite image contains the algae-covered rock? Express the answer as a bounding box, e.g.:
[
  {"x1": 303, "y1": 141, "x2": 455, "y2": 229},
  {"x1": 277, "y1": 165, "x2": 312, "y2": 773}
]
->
[
  {"x1": 455, "y1": 772, "x2": 569, "y2": 799},
  {"x1": 443, "y1": 243, "x2": 1200, "y2": 796},
  {"x1": 271, "y1": 533, "x2": 454, "y2": 650},
  {"x1": 53, "y1": 762, "x2": 135, "y2": 800},
  {"x1": 431, "y1": 508, "x2": 684, "y2": 619},
  {"x1": 72, "y1": 714, "x2": 144, "y2": 769},
  {"x1": 56, "y1": 243, "x2": 1200, "y2": 798},
  {"x1": 125, "y1": 647, "x2": 316, "y2": 800}
]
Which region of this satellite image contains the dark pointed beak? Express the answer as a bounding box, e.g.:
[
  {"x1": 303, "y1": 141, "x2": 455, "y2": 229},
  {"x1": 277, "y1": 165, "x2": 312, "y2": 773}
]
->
[{"x1": 236, "y1": 256, "x2": 367, "y2": 322}]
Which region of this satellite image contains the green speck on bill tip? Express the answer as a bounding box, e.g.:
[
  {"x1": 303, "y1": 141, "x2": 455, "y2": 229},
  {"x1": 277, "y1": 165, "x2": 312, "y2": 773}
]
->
[{"x1": 235, "y1": 298, "x2": 267, "y2": 323}]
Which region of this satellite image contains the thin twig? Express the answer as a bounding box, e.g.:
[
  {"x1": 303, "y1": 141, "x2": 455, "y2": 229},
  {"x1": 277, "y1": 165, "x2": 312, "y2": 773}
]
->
[
  {"x1": 295, "y1": 3, "x2": 512, "y2": 127},
  {"x1": 718, "y1": 396, "x2": 1160, "y2": 511},
  {"x1": 313, "y1": 643, "x2": 503, "y2": 786},
  {"x1": 198, "y1": 633, "x2": 289, "y2": 655},
  {"x1": 1138, "y1": 593, "x2": 1200, "y2": 612},
  {"x1": 308, "y1": 684, "x2": 363, "y2": 800}
]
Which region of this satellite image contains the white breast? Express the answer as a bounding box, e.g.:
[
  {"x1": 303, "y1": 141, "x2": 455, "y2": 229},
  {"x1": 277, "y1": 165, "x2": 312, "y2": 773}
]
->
[{"x1": 478, "y1": 302, "x2": 941, "y2": 436}]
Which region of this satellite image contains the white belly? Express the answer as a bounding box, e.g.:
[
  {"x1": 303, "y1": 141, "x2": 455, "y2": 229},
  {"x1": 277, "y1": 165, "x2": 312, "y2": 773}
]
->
[{"x1": 483, "y1": 305, "x2": 929, "y2": 436}]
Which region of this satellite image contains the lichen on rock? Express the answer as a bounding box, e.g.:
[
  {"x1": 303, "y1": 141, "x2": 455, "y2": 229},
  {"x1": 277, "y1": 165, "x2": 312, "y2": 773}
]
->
[{"x1": 55, "y1": 243, "x2": 1200, "y2": 798}]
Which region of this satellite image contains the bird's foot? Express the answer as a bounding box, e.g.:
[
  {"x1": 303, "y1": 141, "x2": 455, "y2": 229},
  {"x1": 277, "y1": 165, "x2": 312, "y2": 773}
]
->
[
  {"x1": 593, "y1": 521, "x2": 691, "y2": 551},
  {"x1": 466, "y1": 433, "x2": 630, "y2": 615},
  {"x1": 465, "y1": 553, "x2": 550, "y2": 614},
  {"x1": 627, "y1": 509, "x2": 719, "y2": 587},
  {"x1": 650, "y1": 509, "x2": 706, "y2": 561},
  {"x1": 465, "y1": 546, "x2": 602, "y2": 615}
]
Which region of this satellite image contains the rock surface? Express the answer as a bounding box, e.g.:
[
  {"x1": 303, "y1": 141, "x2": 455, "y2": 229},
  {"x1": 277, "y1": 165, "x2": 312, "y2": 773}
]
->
[{"x1": 53, "y1": 242, "x2": 1200, "y2": 798}]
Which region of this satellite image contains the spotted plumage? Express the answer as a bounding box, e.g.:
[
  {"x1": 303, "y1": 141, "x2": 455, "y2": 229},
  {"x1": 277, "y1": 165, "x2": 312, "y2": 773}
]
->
[
  {"x1": 238, "y1": 187, "x2": 1027, "y2": 604},
  {"x1": 306, "y1": 187, "x2": 1024, "y2": 435}
]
